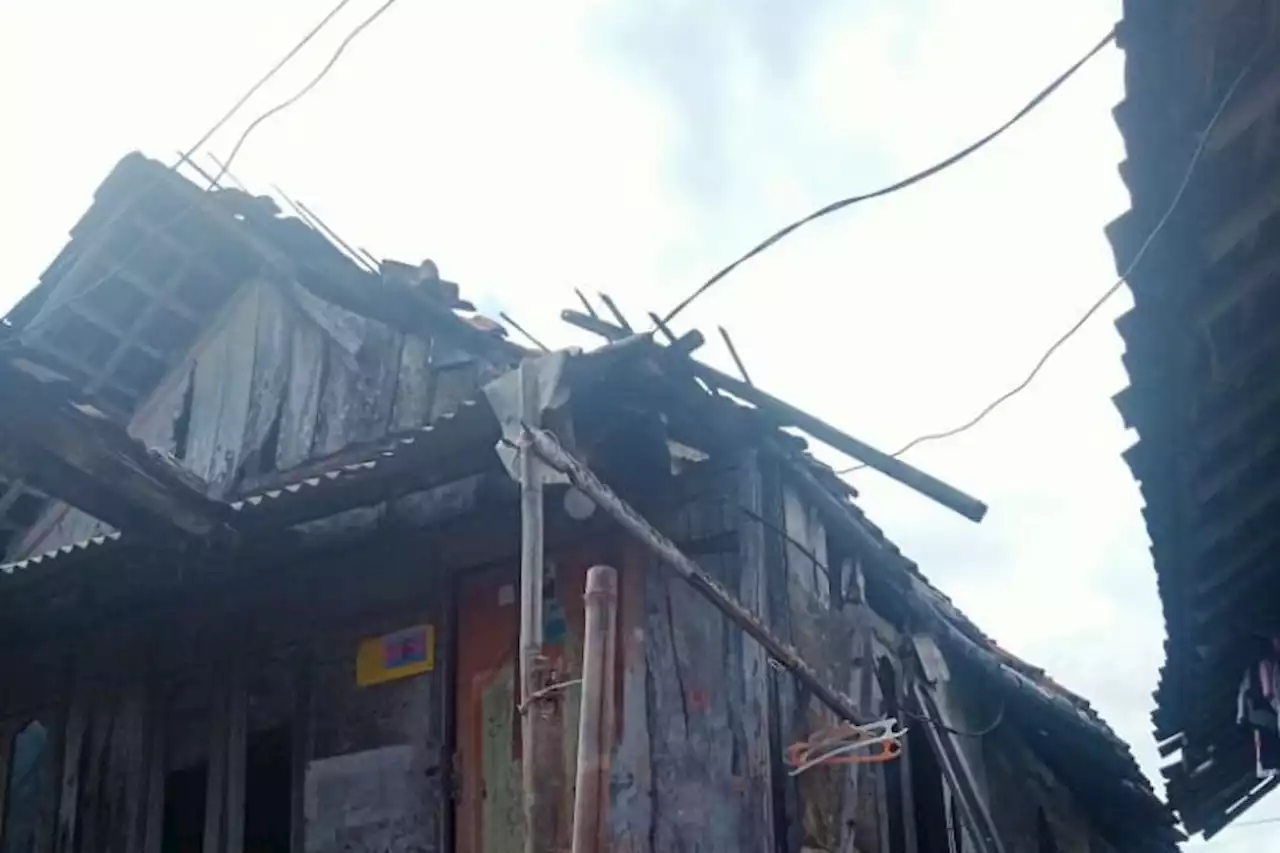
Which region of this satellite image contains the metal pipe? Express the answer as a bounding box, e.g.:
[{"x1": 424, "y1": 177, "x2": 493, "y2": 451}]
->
[
  {"x1": 525, "y1": 425, "x2": 869, "y2": 726},
  {"x1": 571, "y1": 565, "x2": 619, "y2": 853}
]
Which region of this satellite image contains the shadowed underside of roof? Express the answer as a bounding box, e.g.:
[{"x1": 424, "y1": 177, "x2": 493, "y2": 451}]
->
[{"x1": 1109, "y1": 0, "x2": 1280, "y2": 838}]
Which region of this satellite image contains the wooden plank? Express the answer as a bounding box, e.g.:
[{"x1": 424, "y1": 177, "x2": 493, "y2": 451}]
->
[
  {"x1": 350, "y1": 324, "x2": 403, "y2": 443},
  {"x1": 736, "y1": 455, "x2": 777, "y2": 851},
  {"x1": 184, "y1": 284, "x2": 258, "y2": 489},
  {"x1": 391, "y1": 334, "x2": 435, "y2": 430},
  {"x1": 54, "y1": 698, "x2": 87, "y2": 853},
  {"x1": 142, "y1": 696, "x2": 167, "y2": 853},
  {"x1": 210, "y1": 287, "x2": 260, "y2": 496},
  {"x1": 0, "y1": 717, "x2": 15, "y2": 845},
  {"x1": 290, "y1": 645, "x2": 314, "y2": 853},
  {"x1": 241, "y1": 284, "x2": 294, "y2": 479},
  {"x1": 277, "y1": 322, "x2": 326, "y2": 471},
  {"x1": 910, "y1": 682, "x2": 1005, "y2": 853},
  {"x1": 226, "y1": 655, "x2": 248, "y2": 853},
  {"x1": 204, "y1": 686, "x2": 229, "y2": 853},
  {"x1": 313, "y1": 337, "x2": 357, "y2": 457}
]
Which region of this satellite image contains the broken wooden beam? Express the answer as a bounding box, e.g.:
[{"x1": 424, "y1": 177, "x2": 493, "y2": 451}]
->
[
  {"x1": 524, "y1": 424, "x2": 869, "y2": 726},
  {"x1": 560, "y1": 309, "x2": 988, "y2": 522},
  {"x1": 0, "y1": 359, "x2": 228, "y2": 540}
]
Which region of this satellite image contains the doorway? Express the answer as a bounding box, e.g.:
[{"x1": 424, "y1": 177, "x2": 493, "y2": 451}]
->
[
  {"x1": 244, "y1": 725, "x2": 292, "y2": 853},
  {"x1": 160, "y1": 724, "x2": 293, "y2": 853},
  {"x1": 161, "y1": 762, "x2": 208, "y2": 853}
]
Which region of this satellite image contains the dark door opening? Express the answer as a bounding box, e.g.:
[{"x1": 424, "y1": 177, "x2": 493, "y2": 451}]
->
[
  {"x1": 245, "y1": 725, "x2": 293, "y2": 853},
  {"x1": 162, "y1": 762, "x2": 208, "y2": 853},
  {"x1": 908, "y1": 723, "x2": 951, "y2": 853}
]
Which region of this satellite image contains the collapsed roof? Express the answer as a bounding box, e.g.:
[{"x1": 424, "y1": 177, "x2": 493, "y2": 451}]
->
[{"x1": 0, "y1": 151, "x2": 1179, "y2": 850}]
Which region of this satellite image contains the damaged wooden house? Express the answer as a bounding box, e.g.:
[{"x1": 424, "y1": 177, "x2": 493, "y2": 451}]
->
[{"x1": 0, "y1": 153, "x2": 1180, "y2": 853}]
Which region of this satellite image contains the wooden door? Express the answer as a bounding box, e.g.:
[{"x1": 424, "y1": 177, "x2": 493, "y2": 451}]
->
[{"x1": 453, "y1": 553, "x2": 597, "y2": 853}]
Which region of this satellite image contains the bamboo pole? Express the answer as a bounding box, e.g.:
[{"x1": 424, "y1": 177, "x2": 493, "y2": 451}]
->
[
  {"x1": 525, "y1": 425, "x2": 869, "y2": 726},
  {"x1": 518, "y1": 361, "x2": 563, "y2": 853},
  {"x1": 572, "y1": 565, "x2": 619, "y2": 853}
]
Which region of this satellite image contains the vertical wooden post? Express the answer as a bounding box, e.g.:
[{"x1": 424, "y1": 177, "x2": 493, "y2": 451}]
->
[
  {"x1": 203, "y1": 686, "x2": 228, "y2": 853},
  {"x1": 571, "y1": 565, "x2": 618, "y2": 853},
  {"x1": 142, "y1": 699, "x2": 167, "y2": 853},
  {"x1": 0, "y1": 718, "x2": 15, "y2": 845},
  {"x1": 518, "y1": 360, "x2": 562, "y2": 853},
  {"x1": 225, "y1": 655, "x2": 248, "y2": 853},
  {"x1": 290, "y1": 644, "x2": 315, "y2": 853},
  {"x1": 54, "y1": 699, "x2": 87, "y2": 853}
]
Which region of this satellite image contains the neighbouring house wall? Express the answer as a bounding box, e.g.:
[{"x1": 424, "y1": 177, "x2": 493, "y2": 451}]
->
[{"x1": 8, "y1": 277, "x2": 500, "y2": 561}]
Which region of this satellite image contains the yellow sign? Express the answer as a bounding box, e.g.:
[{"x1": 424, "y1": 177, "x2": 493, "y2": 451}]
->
[{"x1": 356, "y1": 624, "x2": 435, "y2": 687}]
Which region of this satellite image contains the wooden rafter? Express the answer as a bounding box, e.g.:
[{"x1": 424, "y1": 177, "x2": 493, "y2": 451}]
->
[
  {"x1": 0, "y1": 360, "x2": 228, "y2": 540},
  {"x1": 66, "y1": 301, "x2": 167, "y2": 362},
  {"x1": 84, "y1": 261, "x2": 191, "y2": 396}
]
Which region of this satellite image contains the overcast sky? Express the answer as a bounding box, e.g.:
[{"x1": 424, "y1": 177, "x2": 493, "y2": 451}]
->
[{"x1": 3, "y1": 0, "x2": 1278, "y2": 848}]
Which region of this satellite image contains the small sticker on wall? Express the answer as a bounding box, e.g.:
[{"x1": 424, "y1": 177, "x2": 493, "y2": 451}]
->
[
  {"x1": 498, "y1": 584, "x2": 516, "y2": 607},
  {"x1": 356, "y1": 624, "x2": 435, "y2": 687}
]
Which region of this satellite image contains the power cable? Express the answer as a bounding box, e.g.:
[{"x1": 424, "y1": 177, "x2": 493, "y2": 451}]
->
[
  {"x1": 659, "y1": 27, "x2": 1118, "y2": 327},
  {"x1": 208, "y1": 0, "x2": 403, "y2": 188},
  {"x1": 6, "y1": 0, "x2": 398, "y2": 350},
  {"x1": 838, "y1": 35, "x2": 1269, "y2": 475},
  {"x1": 899, "y1": 702, "x2": 1005, "y2": 738}
]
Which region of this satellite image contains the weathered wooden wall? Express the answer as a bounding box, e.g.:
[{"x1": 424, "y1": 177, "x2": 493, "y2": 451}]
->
[
  {"x1": 0, "y1": 539, "x2": 457, "y2": 853},
  {"x1": 8, "y1": 276, "x2": 499, "y2": 561},
  {"x1": 0, "y1": 451, "x2": 1133, "y2": 853}
]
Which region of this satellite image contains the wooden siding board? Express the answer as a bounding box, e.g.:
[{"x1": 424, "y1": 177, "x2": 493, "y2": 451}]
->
[
  {"x1": 391, "y1": 334, "x2": 435, "y2": 431},
  {"x1": 608, "y1": 545, "x2": 653, "y2": 853},
  {"x1": 306, "y1": 606, "x2": 445, "y2": 853},
  {"x1": 278, "y1": 322, "x2": 326, "y2": 471},
  {"x1": 644, "y1": 547, "x2": 758, "y2": 853}
]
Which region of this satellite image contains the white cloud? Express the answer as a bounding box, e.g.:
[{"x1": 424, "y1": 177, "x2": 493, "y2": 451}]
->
[{"x1": 3, "y1": 0, "x2": 1276, "y2": 849}]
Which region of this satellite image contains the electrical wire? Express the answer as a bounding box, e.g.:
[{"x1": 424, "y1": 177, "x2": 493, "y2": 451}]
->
[
  {"x1": 837, "y1": 35, "x2": 1270, "y2": 475},
  {"x1": 187, "y1": 0, "x2": 359, "y2": 168},
  {"x1": 899, "y1": 701, "x2": 1005, "y2": 738},
  {"x1": 208, "y1": 0, "x2": 403, "y2": 188},
  {"x1": 659, "y1": 27, "x2": 1118, "y2": 327},
  {"x1": 5, "y1": 0, "x2": 399, "y2": 350}
]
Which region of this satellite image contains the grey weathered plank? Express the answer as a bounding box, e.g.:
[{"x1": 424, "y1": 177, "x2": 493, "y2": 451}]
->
[
  {"x1": 348, "y1": 323, "x2": 402, "y2": 444},
  {"x1": 0, "y1": 718, "x2": 14, "y2": 845},
  {"x1": 644, "y1": 550, "x2": 746, "y2": 853},
  {"x1": 242, "y1": 283, "x2": 294, "y2": 478},
  {"x1": 142, "y1": 696, "x2": 167, "y2": 853},
  {"x1": 391, "y1": 334, "x2": 434, "y2": 430},
  {"x1": 610, "y1": 564, "x2": 656, "y2": 851},
  {"x1": 203, "y1": 686, "x2": 229, "y2": 853},
  {"x1": 54, "y1": 699, "x2": 88, "y2": 853},
  {"x1": 226, "y1": 656, "x2": 248, "y2": 853},
  {"x1": 290, "y1": 645, "x2": 314, "y2": 853},
  {"x1": 736, "y1": 455, "x2": 777, "y2": 851},
  {"x1": 277, "y1": 322, "x2": 326, "y2": 471},
  {"x1": 313, "y1": 337, "x2": 356, "y2": 457},
  {"x1": 207, "y1": 285, "x2": 261, "y2": 495}
]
